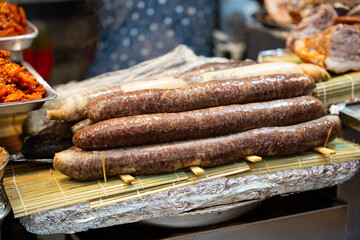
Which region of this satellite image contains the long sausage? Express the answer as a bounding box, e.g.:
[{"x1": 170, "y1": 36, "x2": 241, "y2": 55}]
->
[
  {"x1": 85, "y1": 73, "x2": 315, "y2": 122},
  {"x1": 54, "y1": 115, "x2": 341, "y2": 181},
  {"x1": 75, "y1": 96, "x2": 326, "y2": 150},
  {"x1": 47, "y1": 62, "x2": 307, "y2": 122},
  {"x1": 46, "y1": 78, "x2": 188, "y2": 122}
]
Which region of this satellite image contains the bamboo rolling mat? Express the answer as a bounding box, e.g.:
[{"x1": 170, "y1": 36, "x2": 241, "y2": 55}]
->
[
  {"x1": 316, "y1": 71, "x2": 360, "y2": 107},
  {"x1": 3, "y1": 160, "x2": 250, "y2": 218},
  {"x1": 3, "y1": 138, "x2": 360, "y2": 218}
]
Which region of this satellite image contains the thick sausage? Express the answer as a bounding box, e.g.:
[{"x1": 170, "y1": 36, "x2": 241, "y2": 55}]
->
[
  {"x1": 85, "y1": 73, "x2": 315, "y2": 122},
  {"x1": 75, "y1": 96, "x2": 326, "y2": 150},
  {"x1": 25, "y1": 120, "x2": 74, "y2": 140},
  {"x1": 54, "y1": 115, "x2": 340, "y2": 181},
  {"x1": 46, "y1": 78, "x2": 188, "y2": 122},
  {"x1": 47, "y1": 62, "x2": 306, "y2": 122},
  {"x1": 47, "y1": 85, "x2": 124, "y2": 122}
]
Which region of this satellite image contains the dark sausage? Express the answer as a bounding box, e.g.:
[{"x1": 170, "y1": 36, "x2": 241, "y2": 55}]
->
[
  {"x1": 74, "y1": 96, "x2": 326, "y2": 150},
  {"x1": 54, "y1": 115, "x2": 340, "y2": 181},
  {"x1": 31, "y1": 120, "x2": 74, "y2": 140},
  {"x1": 21, "y1": 120, "x2": 74, "y2": 158},
  {"x1": 85, "y1": 73, "x2": 315, "y2": 122},
  {"x1": 22, "y1": 137, "x2": 73, "y2": 159}
]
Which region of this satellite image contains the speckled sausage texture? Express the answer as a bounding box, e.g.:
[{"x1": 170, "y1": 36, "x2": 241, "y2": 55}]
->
[
  {"x1": 74, "y1": 96, "x2": 326, "y2": 150},
  {"x1": 85, "y1": 73, "x2": 315, "y2": 122},
  {"x1": 54, "y1": 115, "x2": 341, "y2": 181}
]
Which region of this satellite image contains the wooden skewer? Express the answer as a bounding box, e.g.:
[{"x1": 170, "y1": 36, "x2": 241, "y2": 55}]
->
[
  {"x1": 314, "y1": 147, "x2": 336, "y2": 155},
  {"x1": 245, "y1": 155, "x2": 262, "y2": 162},
  {"x1": 120, "y1": 174, "x2": 135, "y2": 183},
  {"x1": 313, "y1": 127, "x2": 336, "y2": 155},
  {"x1": 101, "y1": 153, "x2": 107, "y2": 183},
  {"x1": 190, "y1": 166, "x2": 204, "y2": 175},
  {"x1": 324, "y1": 126, "x2": 333, "y2": 147}
]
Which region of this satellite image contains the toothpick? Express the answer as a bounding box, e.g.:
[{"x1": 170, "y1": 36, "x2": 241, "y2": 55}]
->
[
  {"x1": 324, "y1": 126, "x2": 333, "y2": 147},
  {"x1": 101, "y1": 153, "x2": 107, "y2": 183}
]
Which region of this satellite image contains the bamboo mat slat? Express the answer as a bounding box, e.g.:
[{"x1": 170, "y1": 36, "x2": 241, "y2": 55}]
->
[{"x1": 3, "y1": 138, "x2": 360, "y2": 218}]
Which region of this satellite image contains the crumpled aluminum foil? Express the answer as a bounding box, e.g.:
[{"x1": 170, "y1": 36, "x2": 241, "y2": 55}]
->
[
  {"x1": 19, "y1": 160, "x2": 360, "y2": 235},
  {"x1": 329, "y1": 98, "x2": 360, "y2": 115},
  {"x1": 329, "y1": 101, "x2": 348, "y2": 115}
]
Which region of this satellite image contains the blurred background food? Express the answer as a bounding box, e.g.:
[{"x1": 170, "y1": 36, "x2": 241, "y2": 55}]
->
[
  {"x1": 0, "y1": 1, "x2": 27, "y2": 37},
  {"x1": 7, "y1": 0, "x2": 357, "y2": 87}
]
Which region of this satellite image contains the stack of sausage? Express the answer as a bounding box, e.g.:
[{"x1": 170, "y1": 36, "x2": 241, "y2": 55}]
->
[{"x1": 51, "y1": 62, "x2": 341, "y2": 181}]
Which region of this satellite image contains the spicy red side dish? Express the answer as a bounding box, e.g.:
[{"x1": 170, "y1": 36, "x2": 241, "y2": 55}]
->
[
  {"x1": 0, "y1": 1, "x2": 27, "y2": 37},
  {"x1": 0, "y1": 50, "x2": 45, "y2": 103}
]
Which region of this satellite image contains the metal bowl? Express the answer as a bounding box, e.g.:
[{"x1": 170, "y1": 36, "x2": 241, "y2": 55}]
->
[
  {"x1": 141, "y1": 200, "x2": 261, "y2": 228},
  {"x1": 257, "y1": 48, "x2": 302, "y2": 64},
  {"x1": 253, "y1": 10, "x2": 295, "y2": 32},
  {"x1": 0, "y1": 61, "x2": 57, "y2": 115},
  {"x1": 0, "y1": 182, "x2": 11, "y2": 227},
  {"x1": 0, "y1": 21, "x2": 38, "y2": 51}
]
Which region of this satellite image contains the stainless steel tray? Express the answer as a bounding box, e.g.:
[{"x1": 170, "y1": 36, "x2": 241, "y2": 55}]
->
[
  {"x1": 340, "y1": 103, "x2": 360, "y2": 132},
  {"x1": 0, "y1": 21, "x2": 38, "y2": 51},
  {"x1": 0, "y1": 61, "x2": 57, "y2": 115}
]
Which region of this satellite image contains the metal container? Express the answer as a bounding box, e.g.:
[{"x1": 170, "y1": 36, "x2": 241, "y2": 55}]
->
[
  {"x1": 253, "y1": 10, "x2": 295, "y2": 32},
  {"x1": 0, "y1": 61, "x2": 57, "y2": 115},
  {"x1": 0, "y1": 21, "x2": 38, "y2": 51},
  {"x1": 257, "y1": 48, "x2": 301, "y2": 63},
  {"x1": 0, "y1": 183, "x2": 11, "y2": 228},
  {"x1": 340, "y1": 103, "x2": 360, "y2": 132}
]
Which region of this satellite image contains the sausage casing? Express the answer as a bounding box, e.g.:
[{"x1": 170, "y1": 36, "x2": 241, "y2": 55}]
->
[
  {"x1": 85, "y1": 73, "x2": 315, "y2": 122},
  {"x1": 74, "y1": 96, "x2": 326, "y2": 150},
  {"x1": 71, "y1": 119, "x2": 94, "y2": 134},
  {"x1": 54, "y1": 115, "x2": 340, "y2": 181}
]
